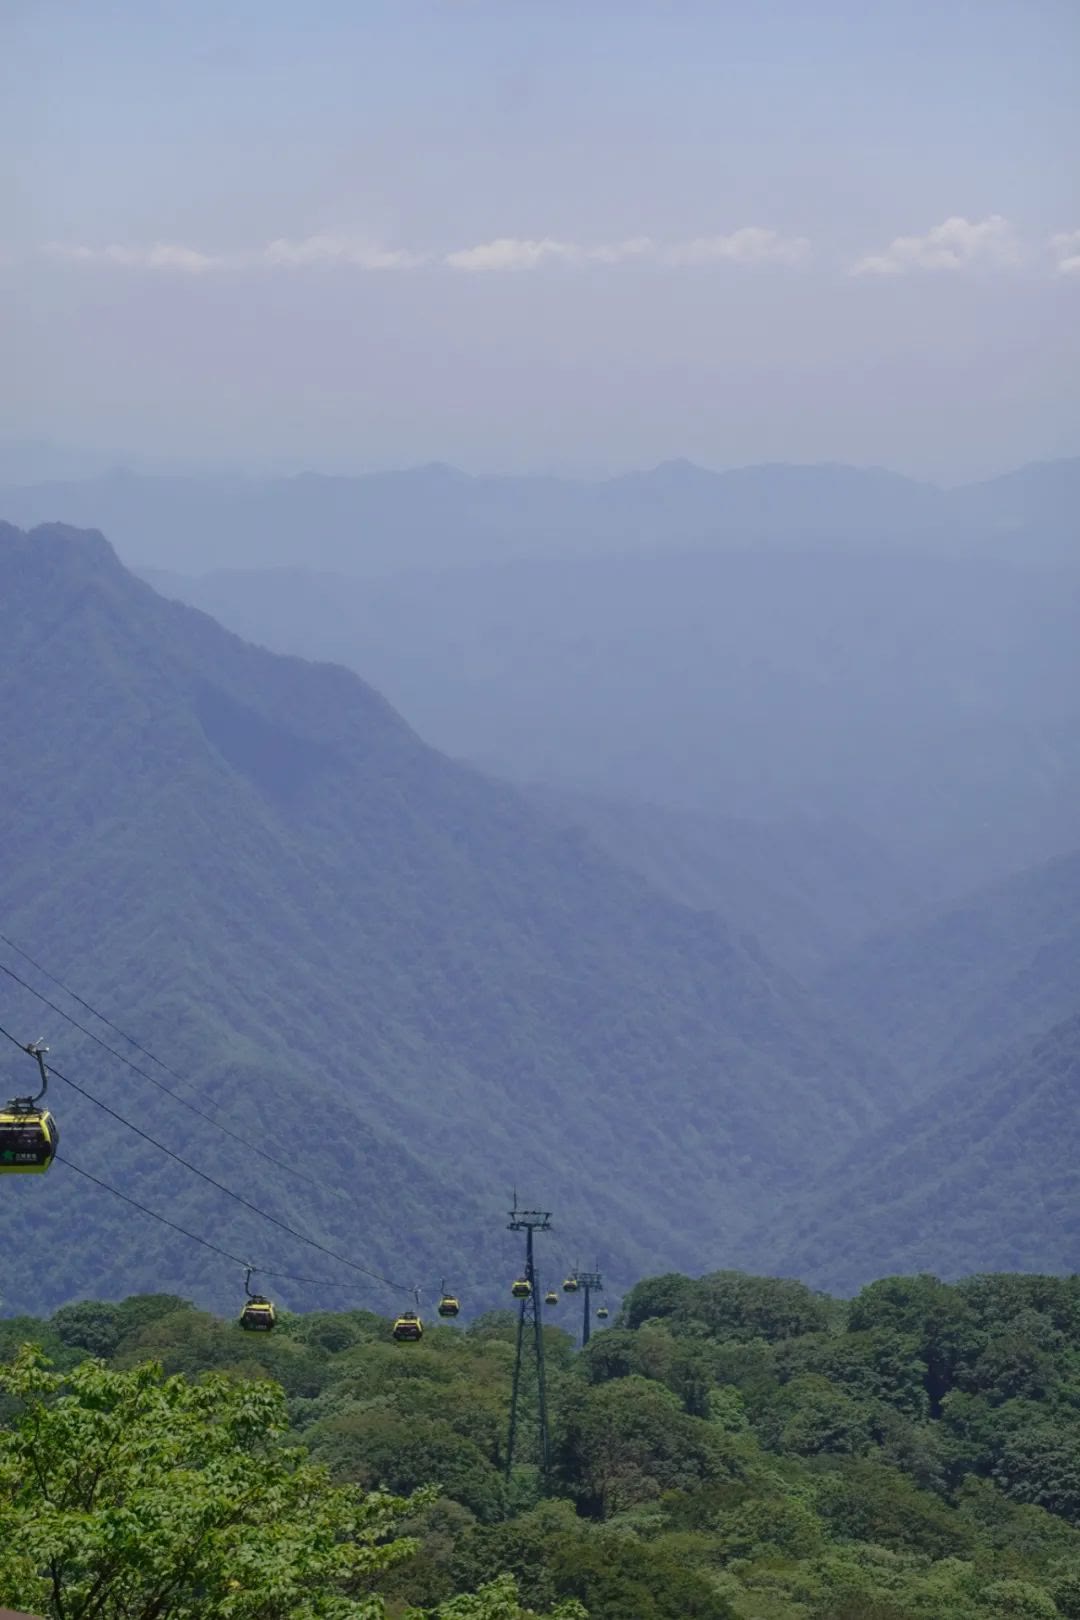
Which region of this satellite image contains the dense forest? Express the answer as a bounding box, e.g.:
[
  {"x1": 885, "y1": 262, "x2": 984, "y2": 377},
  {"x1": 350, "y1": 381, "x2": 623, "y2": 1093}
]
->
[{"x1": 4, "y1": 1268, "x2": 1080, "y2": 1619}]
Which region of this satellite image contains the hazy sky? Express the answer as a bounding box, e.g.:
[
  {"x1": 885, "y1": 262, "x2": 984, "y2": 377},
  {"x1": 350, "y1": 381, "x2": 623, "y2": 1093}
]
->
[{"x1": 3, "y1": 0, "x2": 1078, "y2": 481}]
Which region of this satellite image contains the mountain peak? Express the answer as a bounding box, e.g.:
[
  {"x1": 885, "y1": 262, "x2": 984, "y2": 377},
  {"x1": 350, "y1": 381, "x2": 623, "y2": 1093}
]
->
[{"x1": 1, "y1": 520, "x2": 124, "y2": 583}]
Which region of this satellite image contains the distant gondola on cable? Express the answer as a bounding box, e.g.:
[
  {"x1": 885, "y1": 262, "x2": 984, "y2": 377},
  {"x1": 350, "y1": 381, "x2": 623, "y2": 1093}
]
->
[
  {"x1": 0, "y1": 1041, "x2": 58, "y2": 1176},
  {"x1": 437, "y1": 1283, "x2": 461, "y2": 1319},
  {"x1": 562, "y1": 1275, "x2": 579, "y2": 1294},
  {"x1": 544, "y1": 1289, "x2": 559, "y2": 1307},
  {"x1": 511, "y1": 1276, "x2": 531, "y2": 1300},
  {"x1": 596, "y1": 1305, "x2": 610, "y2": 1321},
  {"x1": 392, "y1": 1310, "x2": 424, "y2": 1342},
  {"x1": 238, "y1": 1269, "x2": 276, "y2": 1332}
]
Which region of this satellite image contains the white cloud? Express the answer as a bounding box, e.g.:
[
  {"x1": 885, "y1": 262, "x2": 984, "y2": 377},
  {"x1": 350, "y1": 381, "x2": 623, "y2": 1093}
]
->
[
  {"x1": 261, "y1": 234, "x2": 426, "y2": 269},
  {"x1": 47, "y1": 241, "x2": 224, "y2": 273},
  {"x1": 444, "y1": 237, "x2": 582, "y2": 271},
  {"x1": 660, "y1": 227, "x2": 810, "y2": 266},
  {"x1": 851, "y1": 214, "x2": 1020, "y2": 276},
  {"x1": 1050, "y1": 229, "x2": 1080, "y2": 275},
  {"x1": 445, "y1": 228, "x2": 808, "y2": 271},
  {"x1": 45, "y1": 235, "x2": 424, "y2": 273},
  {"x1": 35, "y1": 223, "x2": 1080, "y2": 280}
]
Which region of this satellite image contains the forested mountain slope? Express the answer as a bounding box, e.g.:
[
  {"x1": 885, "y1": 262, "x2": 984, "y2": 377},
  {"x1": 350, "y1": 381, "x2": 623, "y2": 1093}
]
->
[
  {"x1": 0, "y1": 522, "x2": 888, "y2": 1315},
  {"x1": 762, "y1": 1012, "x2": 1080, "y2": 1293},
  {"x1": 819, "y1": 848, "x2": 1080, "y2": 1083},
  {"x1": 148, "y1": 545, "x2": 1080, "y2": 895},
  {"x1": 525, "y1": 786, "x2": 929, "y2": 977}
]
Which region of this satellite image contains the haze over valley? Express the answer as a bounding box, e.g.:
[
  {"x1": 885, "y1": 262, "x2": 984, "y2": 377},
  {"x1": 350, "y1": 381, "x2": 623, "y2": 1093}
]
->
[{"x1": 2, "y1": 484, "x2": 1076, "y2": 1307}]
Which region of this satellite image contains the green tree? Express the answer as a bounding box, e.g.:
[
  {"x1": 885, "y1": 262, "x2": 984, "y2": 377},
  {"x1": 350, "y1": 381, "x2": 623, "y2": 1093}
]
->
[
  {"x1": 0, "y1": 1348, "x2": 418, "y2": 1619},
  {"x1": 541, "y1": 1530, "x2": 735, "y2": 1619},
  {"x1": 813, "y1": 1458, "x2": 975, "y2": 1558},
  {"x1": 413, "y1": 1571, "x2": 587, "y2": 1617},
  {"x1": 552, "y1": 1375, "x2": 733, "y2": 1517},
  {"x1": 978, "y1": 1579, "x2": 1061, "y2": 1617},
  {"x1": 994, "y1": 1423, "x2": 1080, "y2": 1523},
  {"x1": 762, "y1": 1373, "x2": 876, "y2": 1458},
  {"x1": 308, "y1": 1409, "x2": 508, "y2": 1522},
  {"x1": 621, "y1": 1273, "x2": 700, "y2": 1330},
  {"x1": 623, "y1": 1271, "x2": 829, "y2": 1343},
  {"x1": 49, "y1": 1299, "x2": 128, "y2": 1358},
  {"x1": 848, "y1": 1275, "x2": 984, "y2": 1416}
]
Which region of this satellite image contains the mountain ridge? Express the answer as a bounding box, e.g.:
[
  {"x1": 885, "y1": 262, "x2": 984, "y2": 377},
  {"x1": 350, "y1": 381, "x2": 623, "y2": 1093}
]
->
[
  {"x1": 0, "y1": 520, "x2": 892, "y2": 1316},
  {"x1": 2, "y1": 456, "x2": 1075, "y2": 577}
]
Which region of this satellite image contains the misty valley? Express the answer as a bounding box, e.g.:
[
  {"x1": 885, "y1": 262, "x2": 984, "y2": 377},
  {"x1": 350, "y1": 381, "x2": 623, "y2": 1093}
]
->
[
  {"x1": 1, "y1": 467, "x2": 1077, "y2": 1617},
  {"x1": 3, "y1": 6, "x2": 1079, "y2": 1609}
]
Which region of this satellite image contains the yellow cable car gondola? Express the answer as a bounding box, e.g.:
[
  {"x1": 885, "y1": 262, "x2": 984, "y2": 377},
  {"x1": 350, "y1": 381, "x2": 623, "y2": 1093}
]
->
[
  {"x1": 0, "y1": 1041, "x2": 57, "y2": 1175},
  {"x1": 437, "y1": 1294, "x2": 461, "y2": 1319},
  {"x1": 238, "y1": 1270, "x2": 276, "y2": 1332},
  {"x1": 239, "y1": 1296, "x2": 275, "y2": 1331},
  {"x1": 562, "y1": 1276, "x2": 579, "y2": 1294},
  {"x1": 511, "y1": 1277, "x2": 531, "y2": 1300},
  {"x1": 0, "y1": 1101, "x2": 58, "y2": 1173},
  {"x1": 392, "y1": 1310, "x2": 423, "y2": 1342},
  {"x1": 596, "y1": 1305, "x2": 610, "y2": 1321},
  {"x1": 544, "y1": 1290, "x2": 559, "y2": 1306}
]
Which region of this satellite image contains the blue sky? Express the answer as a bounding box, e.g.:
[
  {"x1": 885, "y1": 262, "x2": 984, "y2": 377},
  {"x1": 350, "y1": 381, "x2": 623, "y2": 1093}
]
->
[{"x1": 3, "y1": 0, "x2": 1078, "y2": 479}]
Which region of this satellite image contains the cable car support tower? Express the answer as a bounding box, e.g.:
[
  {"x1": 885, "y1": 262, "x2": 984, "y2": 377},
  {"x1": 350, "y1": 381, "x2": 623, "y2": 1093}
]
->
[
  {"x1": 573, "y1": 1267, "x2": 604, "y2": 1347},
  {"x1": 505, "y1": 1201, "x2": 552, "y2": 1485}
]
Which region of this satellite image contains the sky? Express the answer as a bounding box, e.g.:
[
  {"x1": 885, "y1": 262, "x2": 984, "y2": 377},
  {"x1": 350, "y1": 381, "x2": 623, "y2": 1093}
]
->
[{"x1": 3, "y1": 0, "x2": 1079, "y2": 482}]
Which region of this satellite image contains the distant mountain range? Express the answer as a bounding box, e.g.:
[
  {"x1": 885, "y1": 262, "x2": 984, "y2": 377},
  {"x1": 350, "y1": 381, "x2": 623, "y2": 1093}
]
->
[
  {"x1": 0, "y1": 521, "x2": 890, "y2": 1315},
  {"x1": 0, "y1": 456, "x2": 1076, "y2": 576},
  {"x1": 145, "y1": 542, "x2": 1080, "y2": 897}
]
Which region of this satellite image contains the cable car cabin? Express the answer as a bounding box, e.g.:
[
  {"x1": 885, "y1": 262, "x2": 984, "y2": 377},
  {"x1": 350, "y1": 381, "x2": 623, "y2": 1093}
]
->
[
  {"x1": 239, "y1": 1297, "x2": 275, "y2": 1332},
  {"x1": 562, "y1": 1277, "x2": 579, "y2": 1294},
  {"x1": 437, "y1": 1294, "x2": 461, "y2": 1318},
  {"x1": 544, "y1": 1290, "x2": 559, "y2": 1306},
  {"x1": 392, "y1": 1311, "x2": 423, "y2": 1342},
  {"x1": 0, "y1": 1104, "x2": 58, "y2": 1174},
  {"x1": 596, "y1": 1306, "x2": 610, "y2": 1320},
  {"x1": 511, "y1": 1277, "x2": 531, "y2": 1300}
]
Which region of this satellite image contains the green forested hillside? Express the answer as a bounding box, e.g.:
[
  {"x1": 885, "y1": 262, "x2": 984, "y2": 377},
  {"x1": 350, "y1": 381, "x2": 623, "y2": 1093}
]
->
[
  {"x1": 0, "y1": 522, "x2": 888, "y2": 1315},
  {"x1": 761, "y1": 1014, "x2": 1080, "y2": 1294},
  {"x1": 524, "y1": 787, "x2": 929, "y2": 978},
  {"x1": 4, "y1": 1269, "x2": 1080, "y2": 1619},
  {"x1": 818, "y1": 850, "x2": 1080, "y2": 1084}
]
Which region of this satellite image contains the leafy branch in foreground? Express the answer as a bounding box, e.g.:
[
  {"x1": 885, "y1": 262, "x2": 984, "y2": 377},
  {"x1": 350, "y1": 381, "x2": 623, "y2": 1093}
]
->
[{"x1": 0, "y1": 1347, "x2": 418, "y2": 1619}]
